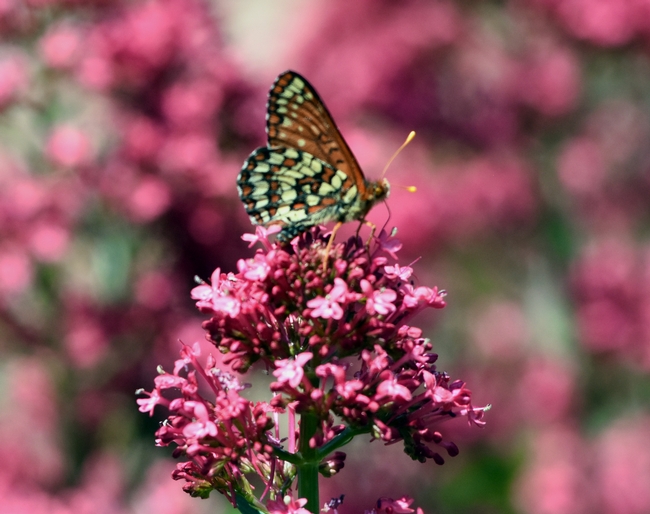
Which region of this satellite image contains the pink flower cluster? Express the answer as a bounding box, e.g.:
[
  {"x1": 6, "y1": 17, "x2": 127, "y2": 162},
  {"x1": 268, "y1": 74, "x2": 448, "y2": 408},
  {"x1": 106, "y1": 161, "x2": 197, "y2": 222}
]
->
[
  {"x1": 530, "y1": 0, "x2": 650, "y2": 47},
  {"x1": 571, "y1": 237, "x2": 650, "y2": 368},
  {"x1": 200, "y1": 228, "x2": 481, "y2": 455},
  {"x1": 0, "y1": 163, "x2": 81, "y2": 297},
  {"x1": 139, "y1": 227, "x2": 485, "y2": 506},
  {"x1": 138, "y1": 342, "x2": 276, "y2": 501},
  {"x1": 196, "y1": 228, "x2": 446, "y2": 372}
]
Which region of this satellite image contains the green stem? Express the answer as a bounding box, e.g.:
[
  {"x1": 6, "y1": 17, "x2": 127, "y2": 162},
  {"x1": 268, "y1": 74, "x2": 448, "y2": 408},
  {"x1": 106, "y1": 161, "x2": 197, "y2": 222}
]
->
[
  {"x1": 273, "y1": 446, "x2": 303, "y2": 465},
  {"x1": 297, "y1": 412, "x2": 319, "y2": 513},
  {"x1": 315, "y1": 425, "x2": 370, "y2": 460}
]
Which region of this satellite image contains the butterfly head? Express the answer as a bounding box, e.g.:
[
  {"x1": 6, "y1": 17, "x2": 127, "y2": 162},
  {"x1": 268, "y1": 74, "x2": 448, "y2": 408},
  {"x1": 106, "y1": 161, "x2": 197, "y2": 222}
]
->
[{"x1": 368, "y1": 178, "x2": 391, "y2": 203}]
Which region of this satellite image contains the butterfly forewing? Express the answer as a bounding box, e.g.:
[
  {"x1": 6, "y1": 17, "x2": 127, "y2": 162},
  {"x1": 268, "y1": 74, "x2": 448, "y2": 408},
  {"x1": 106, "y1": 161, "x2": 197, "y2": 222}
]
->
[{"x1": 266, "y1": 72, "x2": 367, "y2": 193}]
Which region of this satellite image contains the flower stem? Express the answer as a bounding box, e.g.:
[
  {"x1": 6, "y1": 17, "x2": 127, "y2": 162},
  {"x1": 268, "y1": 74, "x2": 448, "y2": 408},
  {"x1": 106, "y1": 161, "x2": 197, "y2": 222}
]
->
[
  {"x1": 297, "y1": 412, "x2": 319, "y2": 513},
  {"x1": 315, "y1": 425, "x2": 370, "y2": 459}
]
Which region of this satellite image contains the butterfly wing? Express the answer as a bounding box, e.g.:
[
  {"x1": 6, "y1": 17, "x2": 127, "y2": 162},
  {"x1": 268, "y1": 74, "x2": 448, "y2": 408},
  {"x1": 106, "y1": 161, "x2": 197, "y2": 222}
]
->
[
  {"x1": 265, "y1": 71, "x2": 367, "y2": 194},
  {"x1": 237, "y1": 70, "x2": 389, "y2": 239},
  {"x1": 238, "y1": 146, "x2": 361, "y2": 240}
]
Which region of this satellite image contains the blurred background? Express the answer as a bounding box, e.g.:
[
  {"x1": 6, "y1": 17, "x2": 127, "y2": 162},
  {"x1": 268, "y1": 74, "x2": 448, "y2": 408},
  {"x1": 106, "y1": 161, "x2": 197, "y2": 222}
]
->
[{"x1": 2, "y1": 0, "x2": 650, "y2": 513}]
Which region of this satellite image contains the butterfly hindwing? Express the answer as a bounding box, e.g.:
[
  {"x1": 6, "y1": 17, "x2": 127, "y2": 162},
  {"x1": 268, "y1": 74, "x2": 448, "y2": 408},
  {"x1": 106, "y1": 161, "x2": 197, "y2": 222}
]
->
[{"x1": 237, "y1": 146, "x2": 359, "y2": 238}]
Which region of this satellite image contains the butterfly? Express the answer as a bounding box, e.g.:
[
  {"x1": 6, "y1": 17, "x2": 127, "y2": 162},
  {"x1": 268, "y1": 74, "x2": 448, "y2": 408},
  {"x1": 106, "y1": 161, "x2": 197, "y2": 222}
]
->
[{"x1": 237, "y1": 70, "x2": 390, "y2": 242}]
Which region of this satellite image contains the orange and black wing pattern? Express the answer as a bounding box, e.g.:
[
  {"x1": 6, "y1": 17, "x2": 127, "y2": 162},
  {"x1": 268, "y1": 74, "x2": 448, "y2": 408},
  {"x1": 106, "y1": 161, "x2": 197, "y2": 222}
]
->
[{"x1": 237, "y1": 71, "x2": 389, "y2": 240}]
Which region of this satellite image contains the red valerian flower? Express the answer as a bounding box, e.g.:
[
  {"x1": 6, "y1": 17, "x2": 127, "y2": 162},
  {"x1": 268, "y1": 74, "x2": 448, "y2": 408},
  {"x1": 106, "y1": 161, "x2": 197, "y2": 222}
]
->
[
  {"x1": 273, "y1": 352, "x2": 314, "y2": 389},
  {"x1": 194, "y1": 228, "x2": 485, "y2": 463},
  {"x1": 306, "y1": 277, "x2": 350, "y2": 320},
  {"x1": 137, "y1": 342, "x2": 277, "y2": 502},
  {"x1": 140, "y1": 226, "x2": 487, "y2": 507}
]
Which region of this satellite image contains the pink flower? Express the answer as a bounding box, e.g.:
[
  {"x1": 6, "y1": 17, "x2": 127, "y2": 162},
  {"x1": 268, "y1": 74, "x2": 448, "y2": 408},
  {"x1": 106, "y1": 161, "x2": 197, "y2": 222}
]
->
[
  {"x1": 154, "y1": 374, "x2": 187, "y2": 390},
  {"x1": 375, "y1": 375, "x2": 413, "y2": 402},
  {"x1": 384, "y1": 264, "x2": 413, "y2": 281},
  {"x1": 211, "y1": 295, "x2": 241, "y2": 318},
  {"x1": 128, "y1": 177, "x2": 171, "y2": 222},
  {"x1": 0, "y1": 54, "x2": 27, "y2": 110},
  {"x1": 39, "y1": 25, "x2": 82, "y2": 69},
  {"x1": 46, "y1": 125, "x2": 92, "y2": 168},
  {"x1": 402, "y1": 285, "x2": 446, "y2": 309},
  {"x1": 361, "y1": 280, "x2": 397, "y2": 316},
  {"x1": 362, "y1": 345, "x2": 390, "y2": 375},
  {"x1": 267, "y1": 496, "x2": 311, "y2": 514},
  {"x1": 137, "y1": 389, "x2": 162, "y2": 416},
  {"x1": 273, "y1": 352, "x2": 313, "y2": 389},
  {"x1": 27, "y1": 221, "x2": 70, "y2": 262},
  {"x1": 182, "y1": 402, "x2": 218, "y2": 440},
  {"x1": 307, "y1": 278, "x2": 349, "y2": 320},
  {"x1": 377, "y1": 496, "x2": 417, "y2": 514},
  {"x1": 190, "y1": 268, "x2": 222, "y2": 302},
  {"x1": 242, "y1": 225, "x2": 282, "y2": 248},
  {"x1": 0, "y1": 246, "x2": 32, "y2": 295},
  {"x1": 377, "y1": 230, "x2": 403, "y2": 259},
  {"x1": 173, "y1": 342, "x2": 202, "y2": 375},
  {"x1": 316, "y1": 363, "x2": 347, "y2": 384},
  {"x1": 237, "y1": 253, "x2": 271, "y2": 281},
  {"x1": 335, "y1": 379, "x2": 364, "y2": 400},
  {"x1": 191, "y1": 269, "x2": 241, "y2": 317}
]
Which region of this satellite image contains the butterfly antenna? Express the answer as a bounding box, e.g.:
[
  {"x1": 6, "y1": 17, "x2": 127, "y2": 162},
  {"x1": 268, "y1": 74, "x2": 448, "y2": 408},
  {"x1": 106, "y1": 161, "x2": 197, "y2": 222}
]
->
[{"x1": 380, "y1": 131, "x2": 416, "y2": 180}]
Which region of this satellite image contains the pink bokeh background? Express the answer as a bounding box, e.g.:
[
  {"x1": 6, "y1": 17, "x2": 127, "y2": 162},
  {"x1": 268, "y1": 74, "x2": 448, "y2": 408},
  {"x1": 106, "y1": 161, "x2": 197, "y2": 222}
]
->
[{"x1": 1, "y1": 0, "x2": 650, "y2": 512}]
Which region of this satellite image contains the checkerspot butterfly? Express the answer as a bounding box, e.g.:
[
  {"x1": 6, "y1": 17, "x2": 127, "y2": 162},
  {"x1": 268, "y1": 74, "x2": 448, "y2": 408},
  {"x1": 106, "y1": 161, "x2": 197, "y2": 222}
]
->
[{"x1": 237, "y1": 70, "x2": 390, "y2": 241}]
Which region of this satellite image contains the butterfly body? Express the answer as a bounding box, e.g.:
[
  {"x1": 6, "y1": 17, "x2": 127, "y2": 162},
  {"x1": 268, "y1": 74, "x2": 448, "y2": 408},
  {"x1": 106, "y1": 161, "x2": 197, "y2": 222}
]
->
[{"x1": 237, "y1": 71, "x2": 390, "y2": 241}]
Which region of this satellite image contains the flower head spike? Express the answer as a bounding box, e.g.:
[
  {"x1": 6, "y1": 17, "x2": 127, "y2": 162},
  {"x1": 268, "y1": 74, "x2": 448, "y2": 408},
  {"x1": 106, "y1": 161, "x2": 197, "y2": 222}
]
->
[
  {"x1": 197, "y1": 228, "x2": 485, "y2": 457},
  {"x1": 141, "y1": 225, "x2": 486, "y2": 505}
]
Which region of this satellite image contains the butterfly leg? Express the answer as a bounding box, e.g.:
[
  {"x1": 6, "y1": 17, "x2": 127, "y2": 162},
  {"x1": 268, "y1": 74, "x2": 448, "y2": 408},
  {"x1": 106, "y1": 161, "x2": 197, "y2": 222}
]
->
[
  {"x1": 364, "y1": 220, "x2": 377, "y2": 245},
  {"x1": 353, "y1": 220, "x2": 378, "y2": 245},
  {"x1": 323, "y1": 221, "x2": 343, "y2": 271}
]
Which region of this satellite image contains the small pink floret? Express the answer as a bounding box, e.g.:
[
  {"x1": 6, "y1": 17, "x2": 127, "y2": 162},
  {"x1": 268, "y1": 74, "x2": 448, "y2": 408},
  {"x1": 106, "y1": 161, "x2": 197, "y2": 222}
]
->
[
  {"x1": 377, "y1": 496, "x2": 416, "y2": 514},
  {"x1": 375, "y1": 376, "x2": 412, "y2": 402},
  {"x1": 273, "y1": 352, "x2": 313, "y2": 389},
  {"x1": 384, "y1": 264, "x2": 413, "y2": 280},
  {"x1": 362, "y1": 280, "x2": 397, "y2": 316},
  {"x1": 377, "y1": 230, "x2": 403, "y2": 259},
  {"x1": 237, "y1": 253, "x2": 271, "y2": 281},
  {"x1": 267, "y1": 496, "x2": 310, "y2": 514},
  {"x1": 307, "y1": 278, "x2": 349, "y2": 320},
  {"x1": 242, "y1": 225, "x2": 282, "y2": 247},
  {"x1": 137, "y1": 389, "x2": 161, "y2": 415}
]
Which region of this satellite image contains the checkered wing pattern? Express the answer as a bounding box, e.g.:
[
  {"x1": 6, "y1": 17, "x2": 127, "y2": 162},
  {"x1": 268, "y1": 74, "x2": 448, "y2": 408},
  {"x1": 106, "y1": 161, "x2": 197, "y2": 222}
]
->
[
  {"x1": 265, "y1": 71, "x2": 366, "y2": 193},
  {"x1": 237, "y1": 71, "x2": 389, "y2": 240}
]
